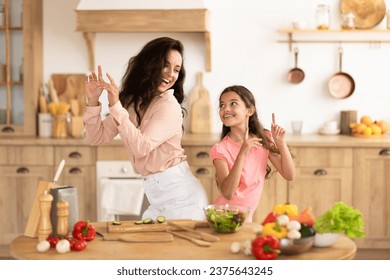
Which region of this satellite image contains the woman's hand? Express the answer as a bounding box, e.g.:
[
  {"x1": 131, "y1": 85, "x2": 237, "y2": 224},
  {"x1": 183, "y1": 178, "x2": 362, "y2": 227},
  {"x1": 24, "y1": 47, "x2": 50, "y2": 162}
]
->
[
  {"x1": 85, "y1": 65, "x2": 120, "y2": 107},
  {"x1": 271, "y1": 113, "x2": 287, "y2": 144},
  {"x1": 85, "y1": 65, "x2": 104, "y2": 106}
]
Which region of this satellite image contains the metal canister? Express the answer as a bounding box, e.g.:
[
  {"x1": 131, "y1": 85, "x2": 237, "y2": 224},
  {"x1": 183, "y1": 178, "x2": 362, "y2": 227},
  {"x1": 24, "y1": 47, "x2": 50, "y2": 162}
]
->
[{"x1": 316, "y1": 4, "x2": 330, "y2": 30}]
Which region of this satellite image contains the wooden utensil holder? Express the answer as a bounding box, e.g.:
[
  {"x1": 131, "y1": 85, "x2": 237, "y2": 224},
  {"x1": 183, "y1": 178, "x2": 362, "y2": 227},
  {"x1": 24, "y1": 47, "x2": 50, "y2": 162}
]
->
[{"x1": 340, "y1": 110, "x2": 357, "y2": 135}]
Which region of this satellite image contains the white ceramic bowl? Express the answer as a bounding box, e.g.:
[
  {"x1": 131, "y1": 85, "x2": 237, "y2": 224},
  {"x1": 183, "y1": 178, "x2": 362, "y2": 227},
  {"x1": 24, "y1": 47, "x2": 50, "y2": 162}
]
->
[
  {"x1": 314, "y1": 233, "x2": 340, "y2": 247},
  {"x1": 292, "y1": 21, "x2": 307, "y2": 30}
]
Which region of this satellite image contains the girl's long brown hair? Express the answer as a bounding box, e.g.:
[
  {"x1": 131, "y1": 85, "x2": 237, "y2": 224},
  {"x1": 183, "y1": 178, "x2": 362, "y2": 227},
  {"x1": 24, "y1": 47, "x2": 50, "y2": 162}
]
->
[{"x1": 219, "y1": 85, "x2": 280, "y2": 178}]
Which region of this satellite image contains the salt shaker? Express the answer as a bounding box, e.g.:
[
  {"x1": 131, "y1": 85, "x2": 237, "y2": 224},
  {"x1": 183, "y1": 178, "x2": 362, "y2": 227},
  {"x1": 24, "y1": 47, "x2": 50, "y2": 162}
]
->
[{"x1": 38, "y1": 190, "x2": 53, "y2": 241}]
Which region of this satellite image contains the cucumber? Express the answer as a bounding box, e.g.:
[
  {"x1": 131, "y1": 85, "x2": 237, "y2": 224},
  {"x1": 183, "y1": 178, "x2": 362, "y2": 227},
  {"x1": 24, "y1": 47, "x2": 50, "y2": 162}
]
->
[
  {"x1": 112, "y1": 221, "x2": 122, "y2": 225},
  {"x1": 134, "y1": 220, "x2": 144, "y2": 225},
  {"x1": 142, "y1": 218, "x2": 154, "y2": 224},
  {"x1": 156, "y1": 215, "x2": 166, "y2": 223}
]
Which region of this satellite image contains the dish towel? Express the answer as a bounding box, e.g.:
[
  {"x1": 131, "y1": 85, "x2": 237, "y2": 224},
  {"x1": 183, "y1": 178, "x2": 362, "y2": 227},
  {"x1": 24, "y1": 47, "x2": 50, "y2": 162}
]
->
[{"x1": 100, "y1": 178, "x2": 144, "y2": 221}]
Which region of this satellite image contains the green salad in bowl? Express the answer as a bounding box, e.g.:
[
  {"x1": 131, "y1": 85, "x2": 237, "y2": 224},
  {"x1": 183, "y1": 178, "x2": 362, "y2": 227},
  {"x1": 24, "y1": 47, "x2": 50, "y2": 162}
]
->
[{"x1": 203, "y1": 204, "x2": 250, "y2": 233}]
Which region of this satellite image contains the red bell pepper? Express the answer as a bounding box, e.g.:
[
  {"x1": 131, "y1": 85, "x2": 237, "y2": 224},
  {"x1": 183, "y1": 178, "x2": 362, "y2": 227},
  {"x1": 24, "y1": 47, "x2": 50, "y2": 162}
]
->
[
  {"x1": 261, "y1": 211, "x2": 279, "y2": 226},
  {"x1": 72, "y1": 220, "x2": 96, "y2": 242},
  {"x1": 251, "y1": 235, "x2": 281, "y2": 260}
]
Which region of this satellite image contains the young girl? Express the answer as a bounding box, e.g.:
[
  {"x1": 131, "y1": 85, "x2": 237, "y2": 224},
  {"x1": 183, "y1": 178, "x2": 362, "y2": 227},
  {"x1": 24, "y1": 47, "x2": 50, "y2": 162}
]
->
[
  {"x1": 211, "y1": 85, "x2": 295, "y2": 221},
  {"x1": 83, "y1": 37, "x2": 208, "y2": 220}
]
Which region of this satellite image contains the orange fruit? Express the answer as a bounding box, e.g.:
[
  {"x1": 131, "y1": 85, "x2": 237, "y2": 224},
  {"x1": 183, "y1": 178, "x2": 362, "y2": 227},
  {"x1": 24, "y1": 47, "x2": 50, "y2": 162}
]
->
[
  {"x1": 360, "y1": 115, "x2": 373, "y2": 125},
  {"x1": 362, "y1": 126, "x2": 372, "y2": 136},
  {"x1": 376, "y1": 120, "x2": 389, "y2": 134},
  {"x1": 353, "y1": 123, "x2": 366, "y2": 134},
  {"x1": 371, "y1": 124, "x2": 382, "y2": 135}
]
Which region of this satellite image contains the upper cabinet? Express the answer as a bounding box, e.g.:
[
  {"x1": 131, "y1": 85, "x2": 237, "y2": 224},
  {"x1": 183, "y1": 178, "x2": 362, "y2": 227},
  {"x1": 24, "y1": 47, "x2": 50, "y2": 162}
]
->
[
  {"x1": 0, "y1": 0, "x2": 42, "y2": 136},
  {"x1": 75, "y1": 0, "x2": 211, "y2": 71}
]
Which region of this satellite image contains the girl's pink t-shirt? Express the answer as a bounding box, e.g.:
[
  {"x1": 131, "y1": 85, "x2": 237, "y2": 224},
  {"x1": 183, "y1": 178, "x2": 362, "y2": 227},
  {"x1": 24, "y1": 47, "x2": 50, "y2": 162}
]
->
[{"x1": 210, "y1": 135, "x2": 270, "y2": 221}]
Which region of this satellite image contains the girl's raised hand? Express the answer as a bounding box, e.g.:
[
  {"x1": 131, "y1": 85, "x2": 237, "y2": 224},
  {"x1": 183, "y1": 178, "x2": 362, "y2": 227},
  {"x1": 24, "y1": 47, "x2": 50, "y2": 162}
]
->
[{"x1": 271, "y1": 113, "x2": 286, "y2": 142}]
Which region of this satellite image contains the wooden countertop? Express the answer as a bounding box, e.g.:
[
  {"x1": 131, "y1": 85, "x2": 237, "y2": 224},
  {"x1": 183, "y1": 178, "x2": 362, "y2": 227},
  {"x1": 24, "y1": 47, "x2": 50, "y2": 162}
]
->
[
  {"x1": 0, "y1": 133, "x2": 389, "y2": 147},
  {"x1": 10, "y1": 222, "x2": 356, "y2": 260}
]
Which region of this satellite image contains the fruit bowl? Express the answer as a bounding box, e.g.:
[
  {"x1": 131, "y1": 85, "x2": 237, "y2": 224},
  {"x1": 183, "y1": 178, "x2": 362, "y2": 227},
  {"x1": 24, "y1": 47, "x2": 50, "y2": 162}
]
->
[
  {"x1": 280, "y1": 236, "x2": 315, "y2": 255},
  {"x1": 203, "y1": 204, "x2": 250, "y2": 233}
]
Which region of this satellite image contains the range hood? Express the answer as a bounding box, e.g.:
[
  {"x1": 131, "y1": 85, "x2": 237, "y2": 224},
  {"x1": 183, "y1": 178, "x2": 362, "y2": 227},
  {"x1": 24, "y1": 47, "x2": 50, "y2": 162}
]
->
[{"x1": 75, "y1": 0, "x2": 211, "y2": 71}]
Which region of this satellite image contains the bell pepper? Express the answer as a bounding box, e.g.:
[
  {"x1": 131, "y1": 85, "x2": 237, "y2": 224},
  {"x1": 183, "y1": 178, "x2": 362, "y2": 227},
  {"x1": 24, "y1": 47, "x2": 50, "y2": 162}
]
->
[
  {"x1": 262, "y1": 222, "x2": 287, "y2": 239},
  {"x1": 272, "y1": 203, "x2": 299, "y2": 218},
  {"x1": 251, "y1": 235, "x2": 280, "y2": 260},
  {"x1": 72, "y1": 220, "x2": 96, "y2": 242},
  {"x1": 261, "y1": 212, "x2": 279, "y2": 226}
]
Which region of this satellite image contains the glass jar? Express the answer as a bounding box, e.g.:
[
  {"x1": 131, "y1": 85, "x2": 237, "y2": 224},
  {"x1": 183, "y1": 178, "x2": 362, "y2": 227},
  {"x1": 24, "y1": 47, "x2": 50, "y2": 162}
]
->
[
  {"x1": 316, "y1": 4, "x2": 330, "y2": 30},
  {"x1": 341, "y1": 13, "x2": 355, "y2": 29}
]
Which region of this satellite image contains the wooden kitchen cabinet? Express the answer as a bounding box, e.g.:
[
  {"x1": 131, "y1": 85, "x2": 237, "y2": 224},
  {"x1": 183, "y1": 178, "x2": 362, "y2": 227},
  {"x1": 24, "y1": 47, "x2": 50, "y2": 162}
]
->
[
  {"x1": 54, "y1": 146, "x2": 97, "y2": 221},
  {"x1": 0, "y1": 145, "x2": 53, "y2": 245},
  {"x1": 184, "y1": 145, "x2": 218, "y2": 203},
  {"x1": 0, "y1": 0, "x2": 42, "y2": 136},
  {"x1": 353, "y1": 147, "x2": 390, "y2": 249},
  {"x1": 287, "y1": 147, "x2": 353, "y2": 218}
]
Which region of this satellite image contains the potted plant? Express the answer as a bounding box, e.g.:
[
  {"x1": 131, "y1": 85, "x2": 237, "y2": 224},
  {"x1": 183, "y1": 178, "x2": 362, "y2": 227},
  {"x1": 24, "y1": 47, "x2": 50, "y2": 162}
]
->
[{"x1": 313, "y1": 201, "x2": 365, "y2": 247}]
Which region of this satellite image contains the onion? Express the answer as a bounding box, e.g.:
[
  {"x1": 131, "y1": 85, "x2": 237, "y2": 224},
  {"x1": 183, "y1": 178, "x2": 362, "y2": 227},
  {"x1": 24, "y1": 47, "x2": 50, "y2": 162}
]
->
[
  {"x1": 56, "y1": 239, "x2": 71, "y2": 254},
  {"x1": 36, "y1": 240, "x2": 51, "y2": 253}
]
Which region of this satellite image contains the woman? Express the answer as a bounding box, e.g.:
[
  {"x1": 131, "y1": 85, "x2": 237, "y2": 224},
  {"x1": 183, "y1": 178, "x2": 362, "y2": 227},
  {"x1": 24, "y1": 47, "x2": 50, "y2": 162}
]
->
[{"x1": 83, "y1": 37, "x2": 208, "y2": 220}]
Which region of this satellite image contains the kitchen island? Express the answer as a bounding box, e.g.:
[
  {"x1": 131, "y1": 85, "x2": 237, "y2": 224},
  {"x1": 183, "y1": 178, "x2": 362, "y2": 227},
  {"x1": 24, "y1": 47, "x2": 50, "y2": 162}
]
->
[{"x1": 10, "y1": 222, "x2": 356, "y2": 260}]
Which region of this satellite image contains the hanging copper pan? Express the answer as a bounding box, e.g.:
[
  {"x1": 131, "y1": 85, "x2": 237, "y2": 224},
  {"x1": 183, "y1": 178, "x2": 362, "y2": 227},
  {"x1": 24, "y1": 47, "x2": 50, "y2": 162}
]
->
[
  {"x1": 328, "y1": 47, "x2": 355, "y2": 99},
  {"x1": 287, "y1": 47, "x2": 305, "y2": 84}
]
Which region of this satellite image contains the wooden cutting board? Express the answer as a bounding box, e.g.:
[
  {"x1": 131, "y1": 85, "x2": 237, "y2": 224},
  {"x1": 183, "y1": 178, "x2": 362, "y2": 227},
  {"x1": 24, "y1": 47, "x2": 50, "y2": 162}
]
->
[
  {"x1": 102, "y1": 232, "x2": 174, "y2": 242},
  {"x1": 51, "y1": 74, "x2": 86, "y2": 115},
  {"x1": 189, "y1": 72, "x2": 212, "y2": 134},
  {"x1": 107, "y1": 219, "x2": 209, "y2": 233}
]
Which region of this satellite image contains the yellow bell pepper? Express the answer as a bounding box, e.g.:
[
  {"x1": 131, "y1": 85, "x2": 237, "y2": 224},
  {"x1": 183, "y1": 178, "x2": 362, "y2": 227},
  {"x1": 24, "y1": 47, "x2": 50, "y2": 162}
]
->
[
  {"x1": 262, "y1": 222, "x2": 287, "y2": 239},
  {"x1": 272, "y1": 203, "x2": 299, "y2": 218}
]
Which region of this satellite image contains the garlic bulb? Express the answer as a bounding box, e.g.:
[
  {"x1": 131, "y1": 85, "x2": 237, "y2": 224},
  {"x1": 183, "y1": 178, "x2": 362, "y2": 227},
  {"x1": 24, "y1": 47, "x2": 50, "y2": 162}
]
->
[{"x1": 36, "y1": 240, "x2": 51, "y2": 253}]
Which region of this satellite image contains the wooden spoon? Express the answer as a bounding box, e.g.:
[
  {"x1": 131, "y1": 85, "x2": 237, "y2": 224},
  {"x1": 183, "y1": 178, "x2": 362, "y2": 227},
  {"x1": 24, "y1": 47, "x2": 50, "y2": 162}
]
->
[
  {"x1": 167, "y1": 221, "x2": 220, "y2": 242},
  {"x1": 166, "y1": 230, "x2": 211, "y2": 247}
]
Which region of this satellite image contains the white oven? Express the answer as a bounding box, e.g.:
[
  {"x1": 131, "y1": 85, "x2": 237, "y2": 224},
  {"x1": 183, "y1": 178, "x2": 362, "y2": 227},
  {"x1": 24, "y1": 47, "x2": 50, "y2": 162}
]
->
[{"x1": 96, "y1": 161, "x2": 149, "y2": 222}]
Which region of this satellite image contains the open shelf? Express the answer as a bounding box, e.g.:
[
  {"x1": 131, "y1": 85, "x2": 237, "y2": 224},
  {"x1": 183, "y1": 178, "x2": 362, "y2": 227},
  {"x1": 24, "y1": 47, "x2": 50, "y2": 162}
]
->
[{"x1": 278, "y1": 29, "x2": 390, "y2": 50}]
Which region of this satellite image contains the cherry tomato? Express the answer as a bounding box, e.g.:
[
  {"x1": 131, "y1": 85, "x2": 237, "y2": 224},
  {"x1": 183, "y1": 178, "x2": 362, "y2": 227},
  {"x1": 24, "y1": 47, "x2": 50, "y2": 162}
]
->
[
  {"x1": 73, "y1": 239, "x2": 87, "y2": 251},
  {"x1": 66, "y1": 238, "x2": 77, "y2": 250},
  {"x1": 46, "y1": 236, "x2": 60, "y2": 248}
]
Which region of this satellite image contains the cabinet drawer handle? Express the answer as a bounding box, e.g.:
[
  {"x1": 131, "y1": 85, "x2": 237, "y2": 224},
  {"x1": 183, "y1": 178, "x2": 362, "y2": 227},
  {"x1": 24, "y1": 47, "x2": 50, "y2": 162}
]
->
[
  {"x1": 196, "y1": 152, "x2": 210, "y2": 159},
  {"x1": 196, "y1": 168, "x2": 209, "y2": 175},
  {"x1": 314, "y1": 169, "x2": 327, "y2": 176},
  {"x1": 379, "y1": 149, "x2": 390, "y2": 156},
  {"x1": 1, "y1": 126, "x2": 15, "y2": 133},
  {"x1": 16, "y1": 167, "x2": 30, "y2": 174},
  {"x1": 69, "y1": 151, "x2": 82, "y2": 159},
  {"x1": 69, "y1": 167, "x2": 82, "y2": 174}
]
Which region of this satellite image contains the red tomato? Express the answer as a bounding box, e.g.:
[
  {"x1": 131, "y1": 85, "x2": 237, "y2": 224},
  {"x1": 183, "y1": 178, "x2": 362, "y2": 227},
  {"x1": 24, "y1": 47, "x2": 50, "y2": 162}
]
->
[
  {"x1": 46, "y1": 236, "x2": 60, "y2": 248},
  {"x1": 66, "y1": 238, "x2": 77, "y2": 250},
  {"x1": 73, "y1": 239, "x2": 87, "y2": 251}
]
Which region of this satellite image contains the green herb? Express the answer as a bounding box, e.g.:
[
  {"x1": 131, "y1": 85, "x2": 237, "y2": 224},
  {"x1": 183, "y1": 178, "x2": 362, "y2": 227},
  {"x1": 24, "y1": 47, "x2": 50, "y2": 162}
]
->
[{"x1": 313, "y1": 201, "x2": 365, "y2": 238}]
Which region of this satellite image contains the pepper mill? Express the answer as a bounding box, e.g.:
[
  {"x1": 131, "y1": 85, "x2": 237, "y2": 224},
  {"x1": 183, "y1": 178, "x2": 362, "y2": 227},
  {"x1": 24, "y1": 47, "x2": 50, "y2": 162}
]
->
[
  {"x1": 56, "y1": 199, "x2": 69, "y2": 238},
  {"x1": 38, "y1": 190, "x2": 53, "y2": 241}
]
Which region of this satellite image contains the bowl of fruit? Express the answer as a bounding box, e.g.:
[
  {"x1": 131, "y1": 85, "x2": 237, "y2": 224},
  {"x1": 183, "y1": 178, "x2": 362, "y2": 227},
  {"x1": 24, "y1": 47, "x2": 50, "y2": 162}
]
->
[{"x1": 203, "y1": 204, "x2": 250, "y2": 233}]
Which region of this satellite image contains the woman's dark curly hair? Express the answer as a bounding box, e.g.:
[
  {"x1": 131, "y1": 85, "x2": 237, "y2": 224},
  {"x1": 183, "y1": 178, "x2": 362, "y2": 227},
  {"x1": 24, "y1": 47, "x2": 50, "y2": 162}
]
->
[
  {"x1": 219, "y1": 85, "x2": 280, "y2": 179},
  {"x1": 119, "y1": 37, "x2": 186, "y2": 124}
]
